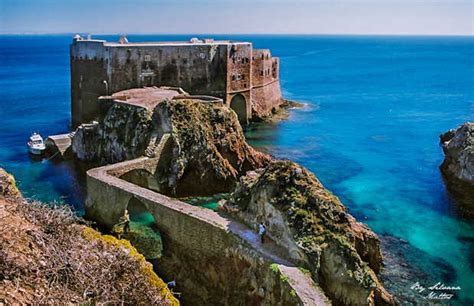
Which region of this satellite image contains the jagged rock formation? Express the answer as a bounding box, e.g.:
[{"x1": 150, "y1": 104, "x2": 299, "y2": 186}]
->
[
  {"x1": 221, "y1": 160, "x2": 396, "y2": 305},
  {"x1": 151, "y1": 99, "x2": 271, "y2": 196},
  {"x1": 439, "y1": 122, "x2": 474, "y2": 216},
  {"x1": 0, "y1": 168, "x2": 178, "y2": 305},
  {"x1": 72, "y1": 103, "x2": 153, "y2": 163},
  {"x1": 251, "y1": 99, "x2": 305, "y2": 123},
  {"x1": 440, "y1": 122, "x2": 474, "y2": 184}
]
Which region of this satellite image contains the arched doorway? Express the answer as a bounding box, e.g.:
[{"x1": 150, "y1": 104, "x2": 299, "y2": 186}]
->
[{"x1": 230, "y1": 94, "x2": 248, "y2": 124}]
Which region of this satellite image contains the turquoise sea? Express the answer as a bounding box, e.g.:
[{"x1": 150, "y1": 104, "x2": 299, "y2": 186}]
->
[{"x1": 0, "y1": 35, "x2": 473, "y2": 304}]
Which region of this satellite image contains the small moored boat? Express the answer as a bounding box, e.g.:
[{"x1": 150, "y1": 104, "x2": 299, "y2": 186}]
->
[{"x1": 27, "y1": 132, "x2": 46, "y2": 155}]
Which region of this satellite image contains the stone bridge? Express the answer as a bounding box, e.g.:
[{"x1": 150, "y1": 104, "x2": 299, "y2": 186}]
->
[{"x1": 85, "y1": 136, "x2": 329, "y2": 305}]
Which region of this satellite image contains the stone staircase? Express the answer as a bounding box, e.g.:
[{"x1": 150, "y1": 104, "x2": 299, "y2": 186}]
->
[
  {"x1": 144, "y1": 132, "x2": 160, "y2": 157},
  {"x1": 145, "y1": 133, "x2": 171, "y2": 158}
]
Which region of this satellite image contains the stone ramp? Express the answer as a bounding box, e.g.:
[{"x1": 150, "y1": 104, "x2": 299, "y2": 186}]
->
[
  {"x1": 226, "y1": 217, "x2": 330, "y2": 305},
  {"x1": 45, "y1": 133, "x2": 73, "y2": 158},
  {"x1": 278, "y1": 265, "x2": 330, "y2": 306}
]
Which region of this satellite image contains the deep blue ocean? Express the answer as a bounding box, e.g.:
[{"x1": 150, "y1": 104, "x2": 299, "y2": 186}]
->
[{"x1": 0, "y1": 34, "x2": 473, "y2": 304}]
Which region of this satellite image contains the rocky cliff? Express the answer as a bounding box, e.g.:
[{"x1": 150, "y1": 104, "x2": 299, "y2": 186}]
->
[
  {"x1": 73, "y1": 98, "x2": 270, "y2": 197},
  {"x1": 0, "y1": 168, "x2": 178, "y2": 305},
  {"x1": 72, "y1": 103, "x2": 154, "y2": 164},
  {"x1": 221, "y1": 161, "x2": 395, "y2": 305},
  {"x1": 440, "y1": 122, "x2": 474, "y2": 216}
]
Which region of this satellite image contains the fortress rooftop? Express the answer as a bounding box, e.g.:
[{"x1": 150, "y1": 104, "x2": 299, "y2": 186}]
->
[
  {"x1": 73, "y1": 35, "x2": 250, "y2": 47},
  {"x1": 109, "y1": 87, "x2": 183, "y2": 109},
  {"x1": 104, "y1": 87, "x2": 223, "y2": 110}
]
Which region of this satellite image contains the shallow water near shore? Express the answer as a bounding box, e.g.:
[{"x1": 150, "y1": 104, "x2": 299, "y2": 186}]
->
[{"x1": 0, "y1": 34, "x2": 473, "y2": 304}]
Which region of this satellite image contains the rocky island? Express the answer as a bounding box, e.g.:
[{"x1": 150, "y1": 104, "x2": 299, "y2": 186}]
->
[
  {"x1": 440, "y1": 122, "x2": 474, "y2": 217},
  {"x1": 15, "y1": 35, "x2": 398, "y2": 305}
]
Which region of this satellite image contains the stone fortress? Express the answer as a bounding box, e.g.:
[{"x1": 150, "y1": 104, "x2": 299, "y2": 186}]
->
[
  {"x1": 70, "y1": 35, "x2": 282, "y2": 127},
  {"x1": 48, "y1": 35, "x2": 396, "y2": 305}
]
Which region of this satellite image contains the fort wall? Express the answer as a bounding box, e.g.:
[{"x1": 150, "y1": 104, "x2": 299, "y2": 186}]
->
[
  {"x1": 70, "y1": 40, "x2": 109, "y2": 127},
  {"x1": 106, "y1": 44, "x2": 229, "y2": 97},
  {"x1": 251, "y1": 79, "x2": 283, "y2": 117}
]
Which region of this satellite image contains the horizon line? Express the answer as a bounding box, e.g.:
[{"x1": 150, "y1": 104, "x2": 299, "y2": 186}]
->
[{"x1": 1, "y1": 32, "x2": 473, "y2": 37}]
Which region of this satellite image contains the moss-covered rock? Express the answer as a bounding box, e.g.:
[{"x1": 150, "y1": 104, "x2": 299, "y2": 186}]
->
[
  {"x1": 72, "y1": 98, "x2": 270, "y2": 197},
  {"x1": 152, "y1": 99, "x2": 271, "y2": 196},
  {"x1": 0, "y1": 168, "x2": 20, "y2": 198},
  {"x1": 222, "y1": 160, "x2": 396, "y2": 305}
]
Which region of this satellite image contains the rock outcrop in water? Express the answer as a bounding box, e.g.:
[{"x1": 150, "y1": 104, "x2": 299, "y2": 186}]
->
[
  {"x1": 73, "y1": 97, "x2": 270, "y2": 196},
  {"x1": 0, "y1": 168, "x2": 178, "y2": 305},
  {"x1": 221, "y1": 160, "x2": 396, "y2": 305},
  {"x1": 440, "y1": 122, "x2": 474, "y2": 216}
]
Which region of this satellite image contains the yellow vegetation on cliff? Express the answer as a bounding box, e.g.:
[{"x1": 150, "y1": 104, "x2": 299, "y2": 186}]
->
[
  {"x1": 0, "y1": 168, "x2": 178, "y2": 305},
  {"x1": 82, "y1": 227, "x2": 179, "y2": 305}
]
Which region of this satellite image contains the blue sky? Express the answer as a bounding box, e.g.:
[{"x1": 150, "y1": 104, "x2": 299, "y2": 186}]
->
[{"x1": 0, "y1": 0, "x2": 472, "y2": 35}]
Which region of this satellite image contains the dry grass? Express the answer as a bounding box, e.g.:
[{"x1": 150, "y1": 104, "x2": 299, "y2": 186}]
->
[{"x1": 0, "y1": 197, "x2": 177, "y2": 305}]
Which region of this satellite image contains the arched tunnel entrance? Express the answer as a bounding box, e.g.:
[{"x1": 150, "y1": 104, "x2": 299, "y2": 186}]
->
[
  {"x1": 230, "y1": 94, "x2": 248, "y2": 124},
  {"x1": 122, "y1": 197, "x2": 163, "y2": 260}
]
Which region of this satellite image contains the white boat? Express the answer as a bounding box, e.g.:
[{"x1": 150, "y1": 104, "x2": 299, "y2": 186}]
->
[{"x1": 27, "y1": 132, "x2": 46, "y2": 155}]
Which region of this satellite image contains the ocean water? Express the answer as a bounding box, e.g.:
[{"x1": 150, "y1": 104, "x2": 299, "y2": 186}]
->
[{"x1": 0, "y1": 35, "x2": 473, "y2": 304}]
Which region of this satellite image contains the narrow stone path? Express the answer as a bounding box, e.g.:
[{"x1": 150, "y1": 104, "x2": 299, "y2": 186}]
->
[
  {"x1": 225, "y1": 215, "x2": 330, "y2": 305},
  {"x1": 226, "y1": 217, "x2": 293, "y2": 265}
]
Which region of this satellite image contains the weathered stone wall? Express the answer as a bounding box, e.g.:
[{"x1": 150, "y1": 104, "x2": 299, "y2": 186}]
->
[
  {"x1": 70, "y1": 39, "x2": 230, "y2": 126},
  {"x1": 250, "y1": 49, "x2": 282, "y2": 119},
  {"x1": 70, "y1": 40, "x2": 109, "y2": 126},
  {"x1": 251, "y1": 80, "x2": 283, "y2": 118},
  {"x1": 251, "y1": 49, "x2": 278, "y2": 86},
  {"x1": 226, "y1": 43, "x2": 252, "y2": 93},
  {"x1": 107, "y1": 44, "x2": 229, "y2": 98}
]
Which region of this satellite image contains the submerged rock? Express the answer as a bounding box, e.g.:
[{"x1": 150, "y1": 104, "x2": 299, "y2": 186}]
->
[
  {"x1": 251, "y1": 99, "x2": 305, "y2": 123},
  {"x1": 440, "y1": 122, "x2": 474, "y2": 216},
  {"x1": 222, "y1": 160, "x2": 396, "y2": 305}
]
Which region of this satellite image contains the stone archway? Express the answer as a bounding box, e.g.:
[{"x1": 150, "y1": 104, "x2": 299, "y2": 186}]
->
[
  {"x1": 124, "y1": 197, "x2": 163, "y2": 260},
  {"x1": 230, "y1": 94, "x2": 248, "y2": 124}
]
